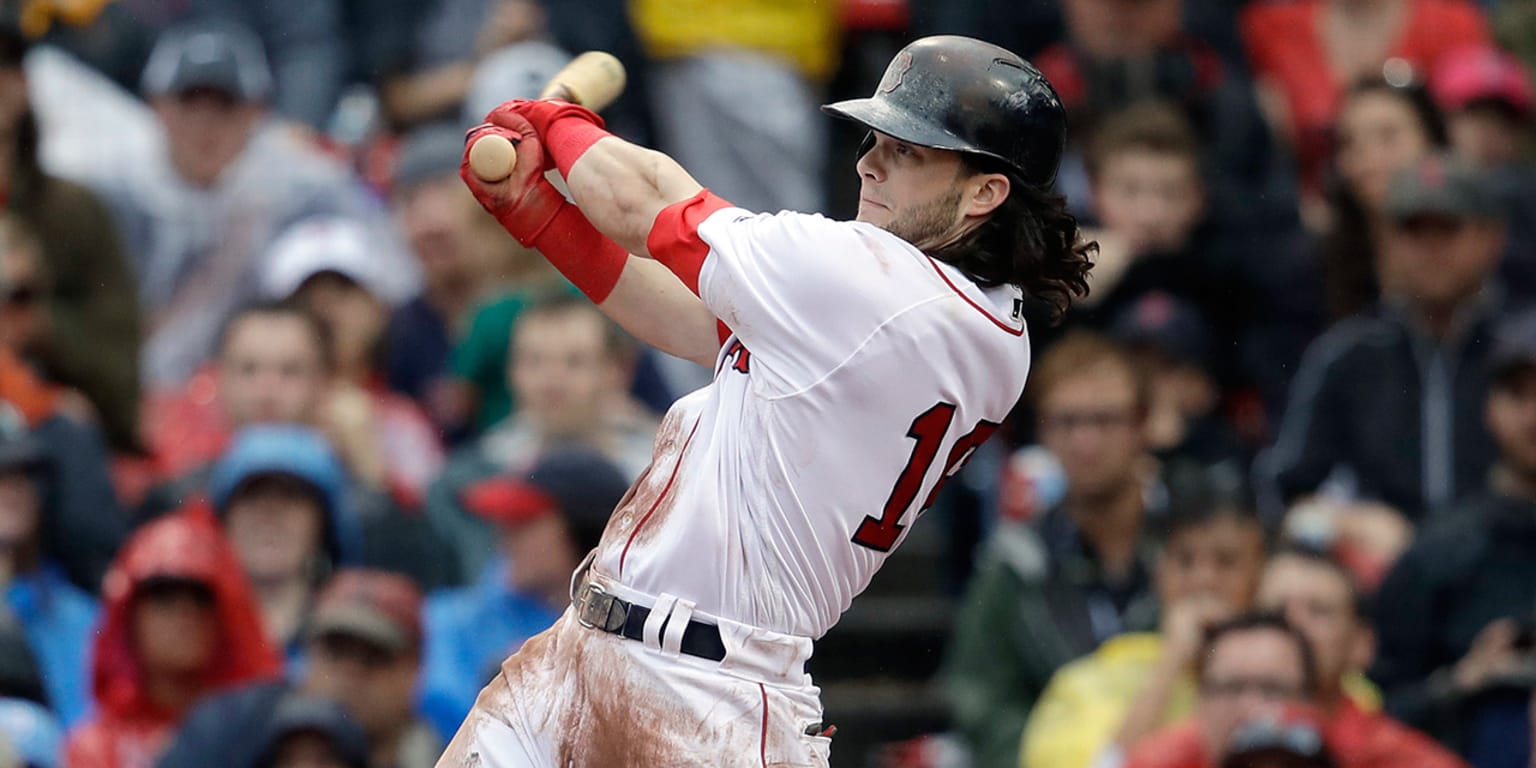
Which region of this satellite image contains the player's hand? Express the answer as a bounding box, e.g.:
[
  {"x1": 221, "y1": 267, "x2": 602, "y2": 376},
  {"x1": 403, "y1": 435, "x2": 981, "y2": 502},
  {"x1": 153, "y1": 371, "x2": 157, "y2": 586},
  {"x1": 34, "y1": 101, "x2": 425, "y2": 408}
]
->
[
  {"x1": 489, "y1": 98, "x2": 605, "y2": 141},
  {"x1": 460, "y1": 116, "x2": 564, "y2": 246}
]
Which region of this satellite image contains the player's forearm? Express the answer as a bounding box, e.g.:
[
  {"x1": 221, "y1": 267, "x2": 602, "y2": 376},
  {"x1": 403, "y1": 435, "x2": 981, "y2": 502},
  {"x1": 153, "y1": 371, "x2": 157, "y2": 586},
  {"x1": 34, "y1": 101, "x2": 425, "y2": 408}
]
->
[
  {"x1": 559, "y1": 136, "x2": 704, "y2": 258},
  {"x1": 598, "y1": 258, "x2": 722, "y2": 368}
]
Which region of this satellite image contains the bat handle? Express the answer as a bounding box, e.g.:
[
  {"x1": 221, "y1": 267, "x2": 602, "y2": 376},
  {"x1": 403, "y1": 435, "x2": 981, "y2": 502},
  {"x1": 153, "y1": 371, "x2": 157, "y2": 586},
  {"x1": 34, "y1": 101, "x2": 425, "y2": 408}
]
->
[{"x1": 468, "y1": 133, "x2": 519, "y2": 183}]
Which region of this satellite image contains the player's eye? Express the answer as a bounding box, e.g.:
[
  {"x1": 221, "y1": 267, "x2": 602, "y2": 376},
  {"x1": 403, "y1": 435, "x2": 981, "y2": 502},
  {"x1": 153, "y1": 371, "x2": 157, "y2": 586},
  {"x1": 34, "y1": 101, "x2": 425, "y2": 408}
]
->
[{"x1": 895, "y1": 143, "x2": 915, "y2": 157}]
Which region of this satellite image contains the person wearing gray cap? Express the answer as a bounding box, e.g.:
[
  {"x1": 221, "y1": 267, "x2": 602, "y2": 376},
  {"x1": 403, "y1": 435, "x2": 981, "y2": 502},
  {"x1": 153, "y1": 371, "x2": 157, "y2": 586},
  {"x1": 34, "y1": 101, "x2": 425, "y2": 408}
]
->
[
  {"x1": 1371, "y1": 305, "x2": 1536, "y2": 762},
  {"x1": 80, "y1": 20, "x2": 418, "y2": 391},
  {"x1": 1260, "y1": 152, "x2": 1511, "y2": 526}
]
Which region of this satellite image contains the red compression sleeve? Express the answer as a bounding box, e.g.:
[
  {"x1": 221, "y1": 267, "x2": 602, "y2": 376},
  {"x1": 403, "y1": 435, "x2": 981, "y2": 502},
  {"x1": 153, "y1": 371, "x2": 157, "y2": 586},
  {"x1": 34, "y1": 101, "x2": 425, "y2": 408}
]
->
[
  {"x1": 528, "y1": 201, "x2": 627, "y2": 304},
  {"x1": 545, "y1": 118, "x2": 613, "y2": 178}
]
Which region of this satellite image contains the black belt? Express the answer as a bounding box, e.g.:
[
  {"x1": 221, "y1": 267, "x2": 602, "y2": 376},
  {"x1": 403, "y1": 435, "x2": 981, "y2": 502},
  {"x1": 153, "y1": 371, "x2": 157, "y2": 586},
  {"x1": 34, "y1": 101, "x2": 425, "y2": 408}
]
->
[
  {"x1": 575, "y1": 583, "x2": 728, "y2": 662},
  {"x1": 573, "y1": 584, "x2": 813, "y2": 673}
]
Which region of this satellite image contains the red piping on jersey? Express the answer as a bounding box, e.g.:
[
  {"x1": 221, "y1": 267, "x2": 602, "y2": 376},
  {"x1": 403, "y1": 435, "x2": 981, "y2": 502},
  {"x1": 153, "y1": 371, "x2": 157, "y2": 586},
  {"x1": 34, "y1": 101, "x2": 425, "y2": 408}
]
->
[
  {"x1": 758, "y1": 683, "x2": 769, "y2": 767},
  {"x1": 618, "y1": 419, "x2": 702, "y2": 576},
  {"x1": 924, "y1": 256, "x2": 1024, "y2": 336}
]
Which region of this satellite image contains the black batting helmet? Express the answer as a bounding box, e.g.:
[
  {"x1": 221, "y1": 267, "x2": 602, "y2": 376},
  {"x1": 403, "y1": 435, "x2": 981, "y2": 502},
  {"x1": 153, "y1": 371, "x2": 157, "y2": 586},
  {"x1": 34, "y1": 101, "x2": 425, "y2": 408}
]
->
[{"x1": 822, "y1": 35, "x2": 1067, "y2": 189}]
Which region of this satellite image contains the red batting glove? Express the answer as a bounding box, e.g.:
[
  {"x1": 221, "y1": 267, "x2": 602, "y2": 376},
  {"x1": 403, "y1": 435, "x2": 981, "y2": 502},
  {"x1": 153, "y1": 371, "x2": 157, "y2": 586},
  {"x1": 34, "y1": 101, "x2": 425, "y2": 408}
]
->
[
  {"x1": 459, "y1": 117, "x2": 562, "y2": 247},
  {"x1": 489, "y1": 99, "x2": 612, "y2": 177},
  {"x1": 489, "y1": 98, "x2": 605, "y2": 137}
]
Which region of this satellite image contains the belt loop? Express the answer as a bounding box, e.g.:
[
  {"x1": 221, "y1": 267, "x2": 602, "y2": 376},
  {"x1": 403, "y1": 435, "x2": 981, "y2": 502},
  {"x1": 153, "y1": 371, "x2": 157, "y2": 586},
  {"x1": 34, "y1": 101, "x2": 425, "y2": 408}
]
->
[
  {"x1": 569, "y1": 549, "x2": 598, "y2": 602},
  {"x1": 642, "y1": 594, "x2": 677, "y2": 650},
  {"x1": 661, "y1": 598, "x2": 695, "y2": 657}
]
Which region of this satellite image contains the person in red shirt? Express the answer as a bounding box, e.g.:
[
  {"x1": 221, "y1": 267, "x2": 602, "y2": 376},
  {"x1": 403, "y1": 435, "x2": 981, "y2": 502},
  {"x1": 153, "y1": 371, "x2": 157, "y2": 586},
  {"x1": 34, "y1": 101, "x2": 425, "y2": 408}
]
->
[
  {"x1": 64, "y1": 512, "x2": 281, "y2": 768},
  {"x1": 1241, "y1": 0, "x2": 1492, "y2": 202},
  {"x1": 1127, "y1": 556, "x2": 1467, "y2": 768}
]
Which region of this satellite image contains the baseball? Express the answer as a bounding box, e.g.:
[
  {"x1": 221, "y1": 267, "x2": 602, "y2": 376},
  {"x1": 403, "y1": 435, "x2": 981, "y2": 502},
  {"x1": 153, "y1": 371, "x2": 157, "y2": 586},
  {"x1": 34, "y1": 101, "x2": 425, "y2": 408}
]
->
[{"x1": 468, "y1": 134, "x2": 518, "y2": 182}]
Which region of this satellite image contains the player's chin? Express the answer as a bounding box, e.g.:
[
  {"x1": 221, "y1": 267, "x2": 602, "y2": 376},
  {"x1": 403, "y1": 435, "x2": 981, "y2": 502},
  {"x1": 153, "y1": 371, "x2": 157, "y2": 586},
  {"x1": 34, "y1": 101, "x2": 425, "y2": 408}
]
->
[{"x1": 856, "y1": 202, "x2": 891, "y2": 227}]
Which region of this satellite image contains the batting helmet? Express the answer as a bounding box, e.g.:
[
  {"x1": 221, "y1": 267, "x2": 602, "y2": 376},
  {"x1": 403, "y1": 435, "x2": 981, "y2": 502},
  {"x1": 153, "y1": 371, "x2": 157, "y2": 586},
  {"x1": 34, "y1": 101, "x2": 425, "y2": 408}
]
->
[{"x1": 822, "y1": 35, "x2": 1067, "y2": 189}]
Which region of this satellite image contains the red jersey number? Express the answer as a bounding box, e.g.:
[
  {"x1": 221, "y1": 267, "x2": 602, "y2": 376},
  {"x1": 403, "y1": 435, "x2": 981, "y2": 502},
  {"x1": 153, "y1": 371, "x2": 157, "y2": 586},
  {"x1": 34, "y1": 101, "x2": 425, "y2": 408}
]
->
[{"x1": 852, "y1": 402, "x2": 1000, "y2": 552}]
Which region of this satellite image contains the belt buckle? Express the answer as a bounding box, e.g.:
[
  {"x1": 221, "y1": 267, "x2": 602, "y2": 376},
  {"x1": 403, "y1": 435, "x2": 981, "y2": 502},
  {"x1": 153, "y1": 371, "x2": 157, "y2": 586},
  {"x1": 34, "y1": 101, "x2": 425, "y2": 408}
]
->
[{"x1": 576, "y1": 584, "x2": 626, "y2": 633}]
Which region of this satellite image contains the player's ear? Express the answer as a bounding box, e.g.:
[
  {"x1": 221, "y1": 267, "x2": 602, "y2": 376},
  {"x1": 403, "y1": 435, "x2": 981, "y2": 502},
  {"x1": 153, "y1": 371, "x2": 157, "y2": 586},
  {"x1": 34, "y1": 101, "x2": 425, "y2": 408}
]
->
[{"x1": 962, "y1": 172, "x2": 1010, "y2": 218}]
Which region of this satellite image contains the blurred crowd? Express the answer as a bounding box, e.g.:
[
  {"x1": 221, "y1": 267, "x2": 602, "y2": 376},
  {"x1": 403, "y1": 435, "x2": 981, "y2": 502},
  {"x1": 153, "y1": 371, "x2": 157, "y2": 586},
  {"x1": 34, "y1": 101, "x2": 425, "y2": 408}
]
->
[{"x1": 0, "y1": 0, "x2": 1531, "y2": 766}]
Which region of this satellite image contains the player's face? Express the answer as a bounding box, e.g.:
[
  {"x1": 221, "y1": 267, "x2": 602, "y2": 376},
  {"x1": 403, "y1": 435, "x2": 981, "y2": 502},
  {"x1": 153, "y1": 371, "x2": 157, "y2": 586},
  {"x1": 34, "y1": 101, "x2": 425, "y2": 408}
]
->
[
  {"x1": 1256, "y1": 556, "x2": 1366, "y2": 692},
  {"x1": 219, "y1": 314, "x2": 329, "y2": 427},
  {"x1": 154, "y1": 89, "x2": 263, "y2": 188},
  {"x1": 1487, "y1": 368, "x2": 1536, "y2": 476},
  {"x1": 1037, "y1": 364, "x2": 1146, "y2": 501},
  {"x1": 1381, "y1": 214, "x2": 1502, "y2": 309},
  {"x1": 510, "y1": 309, "x2": 622, "y2": 437},
  {"x1": 1092, "y1": 150, "x2": 1205, "y2": 254},
  {"x1": 855, "y1": 133, "x2": 970, "y2": 247},
  {"x1": 1335, "y1": 91, "x2": 1433, "y2": 212},
  {"x1": 1156, "y1": 516, "x2": 1265, "y2": 612}
]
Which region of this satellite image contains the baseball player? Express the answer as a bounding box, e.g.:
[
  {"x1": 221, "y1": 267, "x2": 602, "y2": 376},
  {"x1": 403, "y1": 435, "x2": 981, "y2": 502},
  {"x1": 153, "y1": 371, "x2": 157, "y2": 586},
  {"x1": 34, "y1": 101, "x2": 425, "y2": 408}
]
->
[{"x1": 439, "y1": 35, "x2": 1094, "y2": 766}]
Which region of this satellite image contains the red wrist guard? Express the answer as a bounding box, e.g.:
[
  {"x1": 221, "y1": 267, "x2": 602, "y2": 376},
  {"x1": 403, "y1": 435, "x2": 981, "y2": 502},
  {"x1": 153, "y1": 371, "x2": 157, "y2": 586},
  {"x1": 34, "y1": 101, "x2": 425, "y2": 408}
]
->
[
  {"x1": 545, "y1": 118, "x2": 613, "y2": 178},
  {"x1": 487, "y1": 178, "x2": 565, "y2": 248},
  {"x1": 528, "y1": 197, "x2": 627, "y2": 304}
]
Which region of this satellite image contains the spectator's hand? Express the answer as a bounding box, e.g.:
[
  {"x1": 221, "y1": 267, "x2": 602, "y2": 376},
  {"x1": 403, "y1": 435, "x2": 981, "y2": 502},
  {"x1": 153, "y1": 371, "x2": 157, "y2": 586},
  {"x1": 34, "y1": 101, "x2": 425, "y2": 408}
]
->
[
  {"x1": 1162, "y1": 593, "x2": 1233, "y2": 664},
  {"x1": 474, "y1": 0, "x2": 546, "y2": 57},
  {"x1": 321, "y1": 383, "x2": 388, "y2": 489},
  {"x1": 1453, "y1": 619, "x2": 1529, "y2": 693}
]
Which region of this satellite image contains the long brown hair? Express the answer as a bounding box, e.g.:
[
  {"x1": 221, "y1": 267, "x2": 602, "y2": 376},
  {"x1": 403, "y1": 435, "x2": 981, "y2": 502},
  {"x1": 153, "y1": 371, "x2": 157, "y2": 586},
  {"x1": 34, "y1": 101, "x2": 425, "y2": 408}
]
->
[{"x1": 928, "y1": 155, "x2": 1096, "y2": 324}]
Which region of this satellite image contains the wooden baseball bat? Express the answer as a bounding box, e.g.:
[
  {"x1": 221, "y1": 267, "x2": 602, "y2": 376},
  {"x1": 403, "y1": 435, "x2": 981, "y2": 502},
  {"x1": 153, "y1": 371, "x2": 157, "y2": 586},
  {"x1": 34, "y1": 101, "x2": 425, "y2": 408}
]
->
[{"x1": 467, "y1": 51, "x2": 628, "y2": 182}]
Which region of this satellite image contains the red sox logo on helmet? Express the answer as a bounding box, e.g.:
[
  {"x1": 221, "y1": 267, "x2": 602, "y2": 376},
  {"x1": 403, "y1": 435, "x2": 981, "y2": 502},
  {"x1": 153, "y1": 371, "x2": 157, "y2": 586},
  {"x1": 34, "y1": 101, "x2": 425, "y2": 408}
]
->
[{"x1": 879, "y1": 50, "x2": 913, "y2": 94}]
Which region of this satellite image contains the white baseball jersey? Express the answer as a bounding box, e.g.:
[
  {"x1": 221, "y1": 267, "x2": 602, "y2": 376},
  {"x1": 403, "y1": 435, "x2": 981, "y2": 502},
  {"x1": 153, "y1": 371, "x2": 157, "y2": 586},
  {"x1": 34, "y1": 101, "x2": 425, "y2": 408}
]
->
[{"x1": 589, "y1": 191, "x2": 1032, "y2": 640}]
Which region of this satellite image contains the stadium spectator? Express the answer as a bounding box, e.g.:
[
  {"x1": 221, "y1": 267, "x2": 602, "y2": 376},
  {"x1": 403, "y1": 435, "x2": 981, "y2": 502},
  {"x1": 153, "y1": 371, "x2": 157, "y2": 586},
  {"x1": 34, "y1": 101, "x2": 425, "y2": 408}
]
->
[
  {"x1": 158, "y1": 569, "x2": 439, "y2": 768},
  {"x1": 261, "y1": 216, "x2": 445, "y2": 508},
  {"x1": 1240, "y1": 0, "x2": 1491, "y2": 203},
  {"x1": 1020, "y1": 472, "x2": 1266, "y2": 768},
  {"x1": 1429, "y1": 46, "x2": 1536, "y2": 300},
  {"x1": 1107, "y1": 294, "x2": 1248, "y2": 468},
  {"x1": 631, "y1": 0, "x2": 835, "y2": 215},
  {"x1": 0, "y1": 417, "x2": 97, "y2": 727},
  {"x1": 380, "y1": 0, "x2": 650, "y2": 141},
  {"x1": 1215, "y1": 708, "x2": 1339, "y2": 768},
  {"x1": 247, "y1": 693, "x2": 368, "y2": 768},
  {"x1": 419, "y1": 448, "x2": 627, "y2": 737},
  {"x1": 1124, "y1": 613, "x2": 1318, "y2": 768},
  {"x1": 204, "y1": 426, "x2": 363, "y2": 659},
  {"x1": 32, "y1": 0, "x2": 347, "y2": 131},
  {"x1": 1070, "y1": 102, "x2": 1322, "y2": 424},
  {"x1": 1315, "y1": 79, "x2": 1449, "y2": 320},
  {"x1": 0, "y1": 15, "x2": 142, "y2": 453},
  {"x1": 140, "y1": 302, "x2": 331, "y2": 506},
  {"x1": 1033, "y1": 0, "x2": 1287, "y2": 223},
  {"x1": 66, "y1": 513, "x2": 280, "y2": 768},
  {"x1": 1260, "y1": 153, "x2": 1508, "y2": 525},
  {"x1": 1371, "y1": 307, "x2": 1536, "y2": 766},
  {"x1": 945, "y1": 332, "x2": 1161, "y2": 768},
  {"x1": 425, "y1": 293, "x2": 657, "y2": 582},
  {"x1": 0, "y1": 694, "x2": 63, "y2": 768},
  {"x1": 1256, "y1": 549, "x2": 1467, "y2": 767},
  {"x1": 79, "y1": 19, "x2": 413, "y2": 390},
  {"x1": 385, "y1": 124, "x2": 513, "y2": 438}
]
